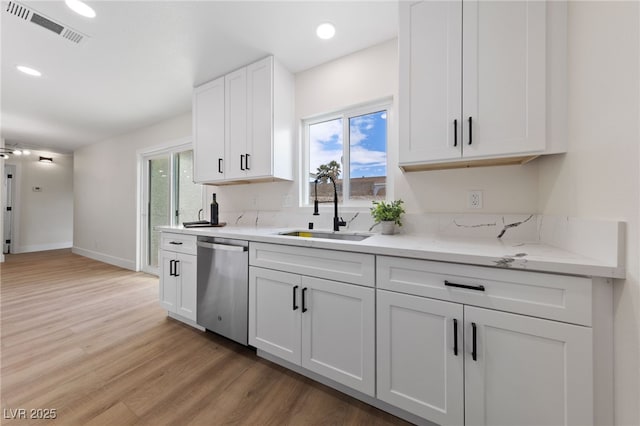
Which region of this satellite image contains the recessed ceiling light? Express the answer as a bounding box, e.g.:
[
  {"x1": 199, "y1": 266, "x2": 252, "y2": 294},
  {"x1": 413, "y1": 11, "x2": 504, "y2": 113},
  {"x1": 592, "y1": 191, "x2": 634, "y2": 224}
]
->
[
  {"x1": 16, "y1": 65, "x2": 42, "y2": 77},
  {"x1": 316, "y1": 23, "x2": 336, "y2": 40},
  {"x1": 65, "y1": 0, "x2": 96, "y2": 18}
]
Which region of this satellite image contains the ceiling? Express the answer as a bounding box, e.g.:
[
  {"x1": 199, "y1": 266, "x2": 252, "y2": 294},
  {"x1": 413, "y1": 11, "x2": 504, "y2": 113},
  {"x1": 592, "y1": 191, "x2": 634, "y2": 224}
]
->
[{"x1": 1, "y1": 1, "x2": 398, "y2": 153}]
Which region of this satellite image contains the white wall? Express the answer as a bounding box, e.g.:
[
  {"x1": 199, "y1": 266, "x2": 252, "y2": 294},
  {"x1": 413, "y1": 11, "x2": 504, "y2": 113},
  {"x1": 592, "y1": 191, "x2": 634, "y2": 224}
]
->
[
  {"x1": 212, "y1": 39, "x2": 540, "y2": 216},
  {"x1": 538, "y1": 2, "x2": 639, "y2": 425},
  {"x1": 5, "y1": 149, "x2": 74, "y2": 253},
  {"x1": 73, "y1": 113, "x2": 191, "y2": 270}
]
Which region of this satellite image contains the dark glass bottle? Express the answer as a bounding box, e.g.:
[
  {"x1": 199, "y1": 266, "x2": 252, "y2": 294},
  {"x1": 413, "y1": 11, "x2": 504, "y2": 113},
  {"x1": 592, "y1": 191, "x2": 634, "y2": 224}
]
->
[{"x1": 210, "y1": 193, "x2": 219, "y2": 225}]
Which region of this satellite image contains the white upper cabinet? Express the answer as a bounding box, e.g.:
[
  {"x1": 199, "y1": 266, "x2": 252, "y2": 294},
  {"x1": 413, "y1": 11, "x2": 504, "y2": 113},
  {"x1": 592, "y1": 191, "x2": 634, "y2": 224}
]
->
[
  {"x1": 225, "y1": 66, "x2": 248, "y2": 180},
  {"x1": 399, "y1": 0, "x2": 567, "y2": 171},
  {"x1": 193, "y1": 77, "x2": 225, "y2": 182},
  {"x1": 193, "y1": 56, "x2": 294, "y2": 184}
]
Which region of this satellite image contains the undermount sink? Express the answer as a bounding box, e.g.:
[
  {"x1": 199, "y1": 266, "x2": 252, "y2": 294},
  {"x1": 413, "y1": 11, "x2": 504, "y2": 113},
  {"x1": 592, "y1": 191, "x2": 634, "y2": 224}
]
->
[{"x1": 278, "y1": 230, "x2": 372, "y2": 241}]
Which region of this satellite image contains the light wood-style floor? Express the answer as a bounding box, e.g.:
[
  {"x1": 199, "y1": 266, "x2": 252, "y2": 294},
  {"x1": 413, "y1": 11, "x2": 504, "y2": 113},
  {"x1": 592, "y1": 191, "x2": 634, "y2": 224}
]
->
[{"x1": 1, "y1": 249, "x2": 409, "y2": 426}]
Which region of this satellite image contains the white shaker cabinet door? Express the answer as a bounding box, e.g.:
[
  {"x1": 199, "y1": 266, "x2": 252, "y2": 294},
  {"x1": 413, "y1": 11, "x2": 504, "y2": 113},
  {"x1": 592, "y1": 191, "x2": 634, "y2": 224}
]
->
[
  {"x1": 464, "y1": 306, "x2": 593, "y2": 426},
  {"x1": 175, "y1": 253, "x2": 197, "y2": 322},
  {"x1": 193, "y1": 77, "x2": 225, "y2": 182},
  {"x1": 225, "y1": 67, "x2": 248, "y2": 180},
  {"x1": 377, "y1": 290, "x2": 464, "y2": 426},
  {"x1": 462, "y1": 0, "x2": 547, "y2": 158},
  {"x1": 249, "y1": 267, "x2": 301, "y2": 365},
  {"x1": 246, "y1": 56, "x2": 273, "y2": 179},
  {"x1": 159, "y1": 250, "x2": 177, "y2": 313},
  {"x1": 399, "y1": 0, "x2": 462, "y2": 164},
  {"x1": 301, "y1": 277, "x2": 375, "y2": 396}
]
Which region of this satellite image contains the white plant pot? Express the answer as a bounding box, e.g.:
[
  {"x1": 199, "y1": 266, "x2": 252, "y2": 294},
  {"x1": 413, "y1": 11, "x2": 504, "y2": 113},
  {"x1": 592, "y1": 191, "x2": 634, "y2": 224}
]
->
[{"x1": 381, "y1": 221, "x2": 396, "y2": 235}]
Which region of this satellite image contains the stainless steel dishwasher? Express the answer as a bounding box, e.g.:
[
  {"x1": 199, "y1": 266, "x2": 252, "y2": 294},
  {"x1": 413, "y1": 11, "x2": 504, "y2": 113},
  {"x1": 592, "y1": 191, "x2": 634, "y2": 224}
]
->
[{"x1": 197, "y1": 237, "x2": 249, "y2": 345}]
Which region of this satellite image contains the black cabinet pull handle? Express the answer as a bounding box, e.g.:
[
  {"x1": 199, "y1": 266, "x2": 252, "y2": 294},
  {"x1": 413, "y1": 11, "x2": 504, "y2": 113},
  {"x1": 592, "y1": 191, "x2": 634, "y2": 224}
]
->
[
  {"x1": 169, "y1": 241, "x2": 183, "y2": 245},
  {"x1": 218, "y1": 158, "x2": 223, "y2": 174},
  {"x1": 444, "y1": 280, "x2": 485, "y2": 292},
  {"x1": 453, "y1": 119, "x2": 458, "y2": 147},
  {"x1": 174, "y1": 260, "x2": 180, "y2": 277},
  {"x1": 292, "y1": 285, "x2": 299, "y2": 310},
  {"x1": 453, "y1": 318, "x2": 458, "y2": 356},
  {"x1": 240, "y1": 154, "x2": 245, "y2": 171},
  {"x1": 301, "y1": 287, "x2": 308, "y2": 313},
  {"x1": 468, "y1": 116, "x2": 473, "y2": 145},
  {"x1": 169, "y1": 259, "x2": 175, "y2": 276},
  {"x1": 245, "y1": 153, "x2": 250, "y2": 170},
  {"x1": 472, "y1": 322, "x2": 477, "y2": 361}
]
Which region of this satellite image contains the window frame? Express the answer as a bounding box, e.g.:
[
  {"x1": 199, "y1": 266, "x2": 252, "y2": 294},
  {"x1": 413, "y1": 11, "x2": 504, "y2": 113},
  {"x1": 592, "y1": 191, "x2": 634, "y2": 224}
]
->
[{"x1": 301, "y1": 98, "x2": 392, "y2": 208}]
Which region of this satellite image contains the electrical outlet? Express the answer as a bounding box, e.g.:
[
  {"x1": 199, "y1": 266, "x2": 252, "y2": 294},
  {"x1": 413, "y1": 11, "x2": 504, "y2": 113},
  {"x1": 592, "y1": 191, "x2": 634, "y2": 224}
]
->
[{"x1": 468, "y1": 190, "x2": 483, "y2": 209}]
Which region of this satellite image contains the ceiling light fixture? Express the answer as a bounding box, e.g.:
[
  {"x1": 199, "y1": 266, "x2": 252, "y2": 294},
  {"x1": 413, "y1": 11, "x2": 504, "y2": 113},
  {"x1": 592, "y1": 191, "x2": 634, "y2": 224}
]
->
[
  {"x1": 0, "y1": 147, "x2": 32, "y2": 159},
  {"x1": 316, "y1": 23, "x2": 336, "y2": 40},
  {"x1": 16, "y1": 65, "x2": 42, "y2": 77},
  {"x1": 65, "y1": 0, "x2": 96, "y2": 18},
  {"x1": 39, "y1": 156, "x2": 54, "y2": 164}
]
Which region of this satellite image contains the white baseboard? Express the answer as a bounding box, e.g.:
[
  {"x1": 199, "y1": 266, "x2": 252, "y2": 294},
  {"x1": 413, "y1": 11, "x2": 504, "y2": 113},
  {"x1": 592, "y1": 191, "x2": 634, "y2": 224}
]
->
[
  {"x1": 72, "y1": 246, "x2": 136, "y2": 271},
  {"x1": 14, "y1": 241, "x2": 73, "y2": 253}
]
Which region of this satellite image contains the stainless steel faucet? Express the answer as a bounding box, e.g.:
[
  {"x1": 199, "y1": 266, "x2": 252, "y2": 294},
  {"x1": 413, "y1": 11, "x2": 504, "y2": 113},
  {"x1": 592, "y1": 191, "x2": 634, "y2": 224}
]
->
[{"x1": 313, "y1": 173, "x2": 346, "y2": 232}]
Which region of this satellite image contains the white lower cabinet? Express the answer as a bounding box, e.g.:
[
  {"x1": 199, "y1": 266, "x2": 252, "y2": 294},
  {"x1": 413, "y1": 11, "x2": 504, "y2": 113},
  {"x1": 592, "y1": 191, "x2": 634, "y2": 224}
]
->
[
  {"x1": 377, "y1": 289, "x2": 593, "y2": 426},
  {"x1": 159, "y1": 233, "x2": 197, "y2": 324},
  {"x1": 249, "y1": 266, "x2": 375, "y2": 396},
  {"x1": 377, "y1": 290, "x2": 464, "y2": 425},
  {"x1": 464, "y1": 306, "x2": 592, "y2": 426}
]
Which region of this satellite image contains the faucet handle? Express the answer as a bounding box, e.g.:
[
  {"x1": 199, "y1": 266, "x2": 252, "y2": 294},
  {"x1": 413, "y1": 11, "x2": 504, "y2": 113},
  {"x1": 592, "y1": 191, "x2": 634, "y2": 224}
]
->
[{"x1": 338, "y1": 217, "x2": 347, "y2": 226}]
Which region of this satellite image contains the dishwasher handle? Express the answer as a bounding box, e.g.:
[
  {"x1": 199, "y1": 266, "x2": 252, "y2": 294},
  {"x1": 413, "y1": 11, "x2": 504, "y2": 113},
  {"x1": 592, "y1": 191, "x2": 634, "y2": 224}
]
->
[{"x1": 197, "y1": 241, "x2": 248, "y2": 252}]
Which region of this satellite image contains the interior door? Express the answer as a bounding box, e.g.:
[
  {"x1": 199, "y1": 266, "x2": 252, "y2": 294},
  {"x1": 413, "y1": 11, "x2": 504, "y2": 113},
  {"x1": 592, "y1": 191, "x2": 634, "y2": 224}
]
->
[{"x1": 3, "y1": 164, "x2": 15, "y2": 254}]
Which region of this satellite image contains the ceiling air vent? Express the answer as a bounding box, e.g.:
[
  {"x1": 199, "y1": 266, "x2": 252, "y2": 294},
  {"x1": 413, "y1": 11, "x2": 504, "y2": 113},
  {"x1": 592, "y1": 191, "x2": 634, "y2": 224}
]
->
[
  {"x1": 4, "y1": 1, "x2": 88, "y2": 45},
  {"x1": 5, "y1": 1, "x2": 30, "y2": 20}
]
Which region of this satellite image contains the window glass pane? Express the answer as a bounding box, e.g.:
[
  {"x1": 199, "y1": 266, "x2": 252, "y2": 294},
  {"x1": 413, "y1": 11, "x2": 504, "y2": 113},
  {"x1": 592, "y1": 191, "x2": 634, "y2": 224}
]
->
[
  {"x1": 349, "y1": 110, "x2": 387, "y2": 200},
  {"x1": 149, "y1": 156, "x2": 170, "y2": 268},
  {"x1": 308, "y1": 117, "x2": 343, "y2": 204},
  {"x1": 176, "y1": 150, "x2": 201, "y2": 223}
]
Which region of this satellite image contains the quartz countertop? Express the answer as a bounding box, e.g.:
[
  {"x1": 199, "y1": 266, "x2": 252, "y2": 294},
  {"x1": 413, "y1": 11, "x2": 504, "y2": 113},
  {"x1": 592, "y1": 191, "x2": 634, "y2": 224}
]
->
[{"x1": 157, "y1": 225, "x2": 624, "y2": 279}]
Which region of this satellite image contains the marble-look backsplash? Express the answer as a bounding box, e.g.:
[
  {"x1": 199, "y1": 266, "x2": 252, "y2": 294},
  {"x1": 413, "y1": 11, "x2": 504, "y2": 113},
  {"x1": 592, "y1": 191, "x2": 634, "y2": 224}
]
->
[
  {"x1": 216, "y1": 209, "x2": 624, "y2": 270},
  {"x1": 221, "y1": 210, "x2": 536, "y2": 240}
]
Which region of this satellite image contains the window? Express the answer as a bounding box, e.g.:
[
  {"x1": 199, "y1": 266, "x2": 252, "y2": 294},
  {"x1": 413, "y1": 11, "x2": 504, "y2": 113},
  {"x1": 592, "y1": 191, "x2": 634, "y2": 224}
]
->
[{"x1": 304, "y1": 101, "x2": 389, "y2": 206}]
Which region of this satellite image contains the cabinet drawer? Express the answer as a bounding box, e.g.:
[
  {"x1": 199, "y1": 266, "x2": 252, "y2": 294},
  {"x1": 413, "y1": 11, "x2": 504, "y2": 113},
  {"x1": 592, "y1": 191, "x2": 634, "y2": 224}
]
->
[
  {"x1": 377, "y1": 256, "x2": 592, "y2": 326},
  {"x1": 250, "y1": 242, "x2": 375, "y2": 287},
  {"x1": 161, "y1": 233, "x2": 197, "y2": 255}
]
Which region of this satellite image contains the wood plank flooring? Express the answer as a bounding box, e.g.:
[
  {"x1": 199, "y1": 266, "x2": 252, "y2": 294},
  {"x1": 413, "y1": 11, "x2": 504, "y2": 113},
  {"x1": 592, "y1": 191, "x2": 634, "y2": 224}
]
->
[{"x1": 0, "y1": 250, "x2": 409, "y2": 426}]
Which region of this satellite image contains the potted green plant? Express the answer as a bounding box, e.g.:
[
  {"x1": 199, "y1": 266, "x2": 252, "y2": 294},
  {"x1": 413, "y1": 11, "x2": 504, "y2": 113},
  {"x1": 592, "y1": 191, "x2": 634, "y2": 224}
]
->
[{"x1": 370, "y1": 199, "x2": 405, "y2": 235}]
